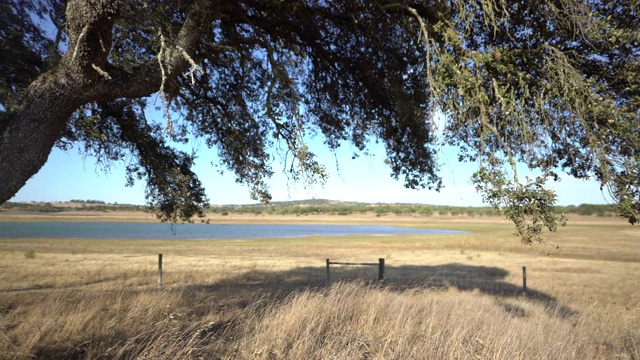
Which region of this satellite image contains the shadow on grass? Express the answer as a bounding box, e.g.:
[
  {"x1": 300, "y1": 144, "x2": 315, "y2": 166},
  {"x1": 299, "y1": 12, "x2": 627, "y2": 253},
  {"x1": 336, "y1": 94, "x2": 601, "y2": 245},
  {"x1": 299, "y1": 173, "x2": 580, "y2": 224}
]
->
[
  {"x1": 186, "y1": 263, "x2": 578, "y2": 319},
  {"x1": 0, "y1": 273, "x2": 135, "y2": 293}
]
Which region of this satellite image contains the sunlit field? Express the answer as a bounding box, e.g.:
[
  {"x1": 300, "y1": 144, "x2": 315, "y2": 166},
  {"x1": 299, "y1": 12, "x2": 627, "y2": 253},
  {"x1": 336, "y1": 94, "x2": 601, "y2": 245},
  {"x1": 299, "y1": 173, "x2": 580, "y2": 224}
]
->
[{"x1": 0, "y1": 212, "x2": 638, "y2": 359}]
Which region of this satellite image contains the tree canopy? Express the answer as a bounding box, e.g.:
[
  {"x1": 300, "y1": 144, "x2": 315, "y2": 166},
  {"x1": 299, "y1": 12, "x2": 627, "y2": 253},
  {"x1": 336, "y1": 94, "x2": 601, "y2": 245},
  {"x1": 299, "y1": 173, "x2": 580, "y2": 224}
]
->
[{"x1": 1, "y1": 0, "x2": 638, "y2": 243}]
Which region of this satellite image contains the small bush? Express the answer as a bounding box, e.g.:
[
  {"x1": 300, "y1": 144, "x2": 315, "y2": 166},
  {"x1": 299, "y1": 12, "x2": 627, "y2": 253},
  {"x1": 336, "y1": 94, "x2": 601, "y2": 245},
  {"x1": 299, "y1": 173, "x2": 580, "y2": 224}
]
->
[
  {"x1": 374, "y1": 207, "x2": 389, "y2": 216},
  {"x1": 24, "y1": 249, "x2": 36, "y2": 259},
  {"x1": 418, "y1": 207, "x2": 434, "y2": 216}
]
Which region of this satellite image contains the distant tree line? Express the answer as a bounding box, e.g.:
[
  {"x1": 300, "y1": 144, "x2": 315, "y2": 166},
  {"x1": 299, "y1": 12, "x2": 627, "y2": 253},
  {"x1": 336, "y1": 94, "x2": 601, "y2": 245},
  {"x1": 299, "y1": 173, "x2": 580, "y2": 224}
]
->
[
  {"x1": 69, "y1": 199, "x2": 107, "y2": 204},
  {"x1": 0, "y1": 201, "x2": 149, "y2": 213},
  {"x1": 0, "y1": 200, "x2": 618, "y2": 218},
  {"x1": 207, "y1": 202, "x2": 619, "y2": 218}
]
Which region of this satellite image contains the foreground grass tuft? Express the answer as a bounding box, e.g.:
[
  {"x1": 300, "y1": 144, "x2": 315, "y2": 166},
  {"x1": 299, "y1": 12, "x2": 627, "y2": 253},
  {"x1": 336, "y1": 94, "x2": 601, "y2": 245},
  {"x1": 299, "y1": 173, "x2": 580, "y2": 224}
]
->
[
  {"x1": 23, "y1": 249, "x2": 36, "y2": 259},
  {"x1": 227, "y1": 283, "x2": 635, "y2": 359}
]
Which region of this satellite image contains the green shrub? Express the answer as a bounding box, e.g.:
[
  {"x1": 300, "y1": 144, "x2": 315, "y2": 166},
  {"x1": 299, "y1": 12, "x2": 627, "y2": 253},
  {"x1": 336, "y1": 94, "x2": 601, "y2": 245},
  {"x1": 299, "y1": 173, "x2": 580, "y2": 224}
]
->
[
  {"x1": 374, "y1": 207, "x2": 388, "y2": 216},
  {"x1": 418, "y1": 207, "x2": 434, "y2": 215},
  {"x1": 38, "y1": 205, "x2": 64, "y2": 213},
  {"x1": 24, "y1": 249, "x2": 36, "y2": 259}
]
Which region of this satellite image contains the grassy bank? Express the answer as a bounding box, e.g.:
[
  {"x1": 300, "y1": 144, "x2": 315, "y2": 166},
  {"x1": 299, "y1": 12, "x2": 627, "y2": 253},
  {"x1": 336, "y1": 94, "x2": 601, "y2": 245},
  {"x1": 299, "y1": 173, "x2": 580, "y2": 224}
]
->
[{"x1": 0, "y1": 215, "x2": 638, "y2": 359}]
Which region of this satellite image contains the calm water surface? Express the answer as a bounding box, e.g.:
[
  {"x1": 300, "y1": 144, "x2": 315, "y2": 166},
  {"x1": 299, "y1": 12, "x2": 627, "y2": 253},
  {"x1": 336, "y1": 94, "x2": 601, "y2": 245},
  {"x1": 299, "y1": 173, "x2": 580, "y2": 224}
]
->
[{"x1": 0, "y1": 222, "x2": 466, "y2": 239}]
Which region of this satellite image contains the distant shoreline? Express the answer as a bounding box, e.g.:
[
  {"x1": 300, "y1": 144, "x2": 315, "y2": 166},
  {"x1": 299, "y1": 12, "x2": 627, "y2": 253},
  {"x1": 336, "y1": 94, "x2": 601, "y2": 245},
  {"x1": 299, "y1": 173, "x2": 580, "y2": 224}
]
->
[{"x1": 1, "y1": 200, "x2": 620, "y2": 223}]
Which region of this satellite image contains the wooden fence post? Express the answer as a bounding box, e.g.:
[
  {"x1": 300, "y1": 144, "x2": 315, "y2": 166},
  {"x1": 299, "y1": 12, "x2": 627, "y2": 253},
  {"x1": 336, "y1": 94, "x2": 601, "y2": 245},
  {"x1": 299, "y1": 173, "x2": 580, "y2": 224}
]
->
[
  {"x1": 378, "y1": 258, "x2": 385, "y2": 281},
  {"x1": 522, "y1": 266, "x2": 527, "y2": 294},
  {"x1": 326, "y1": 258, "x2": 331, "y2": 282},
  {"x1": 158, "y1": 254, "x2": 163, "y2": 288}
]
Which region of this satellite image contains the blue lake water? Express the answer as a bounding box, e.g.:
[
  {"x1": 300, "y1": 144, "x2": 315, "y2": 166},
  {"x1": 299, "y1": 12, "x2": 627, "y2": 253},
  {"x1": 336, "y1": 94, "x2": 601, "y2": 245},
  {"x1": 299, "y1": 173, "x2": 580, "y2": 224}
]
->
[{"x1": 0, "y1": 222, "x2": 466, "y2": 239}]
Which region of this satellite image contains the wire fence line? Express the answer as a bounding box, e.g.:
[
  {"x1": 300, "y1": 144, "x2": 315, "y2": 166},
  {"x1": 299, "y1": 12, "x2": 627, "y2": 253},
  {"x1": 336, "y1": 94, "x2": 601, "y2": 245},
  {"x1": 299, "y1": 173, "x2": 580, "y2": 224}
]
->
[{"x1": 154, "y1": 254, "x2": 529, "y2": 296}]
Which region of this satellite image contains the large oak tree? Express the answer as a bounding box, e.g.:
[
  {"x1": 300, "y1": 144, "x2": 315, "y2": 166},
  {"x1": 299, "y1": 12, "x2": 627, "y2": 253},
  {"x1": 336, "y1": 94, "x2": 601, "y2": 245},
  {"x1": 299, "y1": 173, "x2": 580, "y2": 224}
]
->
[{"x1": 1, "y1": 0, "x2": 638, "y2": 243}]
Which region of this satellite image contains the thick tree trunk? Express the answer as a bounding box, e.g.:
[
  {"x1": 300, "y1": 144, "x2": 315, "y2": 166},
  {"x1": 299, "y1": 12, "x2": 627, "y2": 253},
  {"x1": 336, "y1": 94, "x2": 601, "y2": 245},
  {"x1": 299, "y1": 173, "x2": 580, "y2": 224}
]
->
[
  {"x1": 0, "y1": 69, "x2": 88, "y2": 204},
  {"x1": 0, "y1": 0, "x2": 211, "y2": 204},
  {"x1": 0, "y1": 0, "x2": 119, "y2": 204}
]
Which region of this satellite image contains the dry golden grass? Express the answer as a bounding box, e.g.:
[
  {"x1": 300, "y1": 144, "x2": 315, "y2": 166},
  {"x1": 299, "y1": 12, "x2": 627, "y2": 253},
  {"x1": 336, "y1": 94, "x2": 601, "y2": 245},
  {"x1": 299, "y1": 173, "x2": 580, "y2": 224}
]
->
[
  {"x1": 0, "y1": 213, "x2": 638, "y2": 359},
  {"x1": 227, "y1": 282, "x2": 637, "y2": 359}
]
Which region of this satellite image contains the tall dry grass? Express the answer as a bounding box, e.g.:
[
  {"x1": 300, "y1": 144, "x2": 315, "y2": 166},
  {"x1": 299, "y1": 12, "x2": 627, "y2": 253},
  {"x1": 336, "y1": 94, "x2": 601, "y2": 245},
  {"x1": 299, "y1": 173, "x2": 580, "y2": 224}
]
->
[
  {"x1": 3, "y1": 282, "x2": 635, "y2": 359},
  {"x1": 228, "y1": 282, "x2": 637, "y2": 359}
]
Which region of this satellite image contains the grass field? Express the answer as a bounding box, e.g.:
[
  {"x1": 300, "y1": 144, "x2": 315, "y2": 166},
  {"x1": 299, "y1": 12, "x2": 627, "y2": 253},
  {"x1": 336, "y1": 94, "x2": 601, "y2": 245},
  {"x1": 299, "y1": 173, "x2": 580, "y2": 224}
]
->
[{"x1": 0, "y1": 212, "x2": 638, "y2": 359}]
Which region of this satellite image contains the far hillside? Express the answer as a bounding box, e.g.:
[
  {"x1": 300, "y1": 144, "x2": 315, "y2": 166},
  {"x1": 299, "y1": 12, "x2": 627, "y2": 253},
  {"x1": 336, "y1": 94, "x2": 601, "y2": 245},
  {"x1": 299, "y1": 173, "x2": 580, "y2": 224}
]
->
[{"x1": 0, "y1": 199, "x2": 620, "y2": 218}]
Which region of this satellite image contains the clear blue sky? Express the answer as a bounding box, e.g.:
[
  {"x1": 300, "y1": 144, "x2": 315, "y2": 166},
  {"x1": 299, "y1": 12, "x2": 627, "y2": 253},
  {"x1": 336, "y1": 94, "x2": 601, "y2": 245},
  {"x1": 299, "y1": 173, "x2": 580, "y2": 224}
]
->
[{"x1": 10, "y1": 131, "x2": 613, "y2": 207}]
